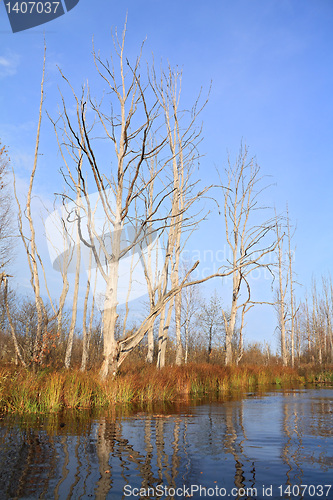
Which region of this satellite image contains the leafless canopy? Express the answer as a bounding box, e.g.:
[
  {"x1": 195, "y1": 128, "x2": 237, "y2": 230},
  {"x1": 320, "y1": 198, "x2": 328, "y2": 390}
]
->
[
  {"x1": 218, "y1": 144, "x2": 280, "y2": 364},
  {"x1": 48, "y1": 26, "x2": 229, "y2": 377}
]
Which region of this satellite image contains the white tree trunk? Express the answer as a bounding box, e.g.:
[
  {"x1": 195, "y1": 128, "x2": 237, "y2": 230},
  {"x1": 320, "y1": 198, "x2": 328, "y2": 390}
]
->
[
  {"x1": 146, "y1": 324, "x2": 154, "y2": 364},
  {"x1": 64, "y1": 222, "x2": 81, "y2": 369},
  {"x1": 157, "y1": 300, "x2": 174, "y2": 369}
]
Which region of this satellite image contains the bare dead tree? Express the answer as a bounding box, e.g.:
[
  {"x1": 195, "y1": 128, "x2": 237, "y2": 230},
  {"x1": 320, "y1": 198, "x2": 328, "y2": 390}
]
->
[
  {"x1": 0, "y1": 273, "x2": 26, "y2": 366},
  {"x1": 322, "y1": 275, "x2": 333, "y2": 363},
  {"x1": 80, "y1": 248, "x2": 98, "y2": 371},
  {"x1": 49, "y1": 94, "x2": 91, "y2": 369},
  {"x1": 286, "y1": 206, "x2": 297, "y2": 367},
  {"x1": 63, "y1": 184, "x2": 82, "y2": 369},
  {"x1": 0, "y1": 149, "x2": 20, "y2": 360},
  {"x1": 136, "y1": 153, "x2": 162, "y2": 364},
  {"x1": 51, "y1": 26, "x2": 171, "y2": 378},
  {"x1": 275, "y1": 219, "x2": 288, "y2": 366},
  {"x1": 0, "y1": 143, "x2": 15, "y2": 271},
  {"x1": 150, "y1": 65, "x2": 209, "y2": 368},
  {"x1": 12, "y1": 45, "x2": 70, "y2": 368},
  {"x1": 197, "y1": 290, "x2": 224, "y2": 362},
  {"x1": 218, "y1": 144, "x2": 279, "y2": 365},
  {"x1": 312, "y1": 279, "x2": 323, "y2": 364},
  {"x1": 50, "y1": 26, "x2": 232, "y2": 378},
  {"x1": 12, "y1": 46, "x2": 54, "y2": 367},
  {"x1": 179, "y1": 262, "x2": 202, "y2": 363},
  {"x1": 296, "y1": 277, "x2": 333, "y2": 363},
  {"x1": 275, "y1": 207, "x2": 300, "y2": 366}
]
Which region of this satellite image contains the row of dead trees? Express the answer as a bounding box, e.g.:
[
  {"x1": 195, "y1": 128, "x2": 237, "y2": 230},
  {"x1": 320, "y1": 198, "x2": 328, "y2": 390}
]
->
[
  {"x1": 1, "y1": 270, "x2": 332, "y2": 369},
  {"x1": 1, "y1": 27, "x2": 329, "y2": 377},
  {"x1": 276, "y1": 275, "x2": 333, "y2": 366}
]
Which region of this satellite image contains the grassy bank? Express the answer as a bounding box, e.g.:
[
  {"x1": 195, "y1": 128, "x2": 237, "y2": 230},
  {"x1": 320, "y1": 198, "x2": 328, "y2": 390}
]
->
[{"x1": 0, "y1": 363, "x2": 332, "y2": 414}]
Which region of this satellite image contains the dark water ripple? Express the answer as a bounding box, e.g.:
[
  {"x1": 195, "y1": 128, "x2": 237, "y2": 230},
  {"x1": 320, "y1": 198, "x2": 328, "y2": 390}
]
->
[{"x1": 0, "y1": 387, "x2": 332, "y2": 499}]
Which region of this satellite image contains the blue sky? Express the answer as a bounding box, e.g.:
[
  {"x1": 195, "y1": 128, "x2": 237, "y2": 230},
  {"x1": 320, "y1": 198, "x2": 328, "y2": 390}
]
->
[{"x1": 1, "y1": 0, "x2": 333, "y2": 349}]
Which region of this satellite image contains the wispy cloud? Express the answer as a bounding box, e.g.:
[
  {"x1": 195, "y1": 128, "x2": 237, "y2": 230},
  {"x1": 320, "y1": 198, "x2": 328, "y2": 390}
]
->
[{"x1": 0, "y1": 51, "x2": 20, "y2": 79}]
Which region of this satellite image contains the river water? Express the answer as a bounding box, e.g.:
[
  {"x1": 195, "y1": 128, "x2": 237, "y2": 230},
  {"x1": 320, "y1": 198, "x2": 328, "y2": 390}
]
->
[{"x1": 0, "y1": 387, "x2": 332, "y2": 499}]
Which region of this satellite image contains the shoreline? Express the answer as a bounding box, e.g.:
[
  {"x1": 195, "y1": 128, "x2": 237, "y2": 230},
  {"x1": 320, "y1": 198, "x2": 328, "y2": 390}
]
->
[{"x1": 1, "y1": 363, "x2": 332, "y2": 414}]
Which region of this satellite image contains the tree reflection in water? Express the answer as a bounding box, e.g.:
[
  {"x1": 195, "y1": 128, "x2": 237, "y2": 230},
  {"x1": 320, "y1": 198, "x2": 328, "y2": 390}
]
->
[{"x1": 0, "y1": 388, "x2": 332, "y2": 499}]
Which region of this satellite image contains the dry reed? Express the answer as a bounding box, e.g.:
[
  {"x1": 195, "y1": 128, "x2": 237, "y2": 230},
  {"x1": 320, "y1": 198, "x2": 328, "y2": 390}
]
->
[{"x1": 0, "y1": 363, "x2": 331, "y2": 414}]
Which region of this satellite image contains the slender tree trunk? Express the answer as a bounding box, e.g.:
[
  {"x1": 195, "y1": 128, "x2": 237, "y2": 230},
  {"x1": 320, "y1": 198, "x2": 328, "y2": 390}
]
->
[
  {"x1": 330, "y1": 280, "x2": 333, "y2": 363},
  {"x1": 157, "y1": 307, "x2": 166, "y2": 369},
  {"x1": 207, "y1": 326, "x2": 213, "y2": 362},
  {"x1": 287, "y1": 210, "x2": 295, "y2": 368},
  {"x1": 146, "y1": 324, "x2": 154, "y2": 364},
  {"x1": 3, "y1": 277, "x2": 26, "y2": 367},
  {"x1": 173, "y1": 198, "x2": 183, "y2": 366},
  {"x1": 184, "y1": 317, "x2": 189, "y2": 364},
  {"x1": 64, "y1": 219, "x2": 81, "y2": 369},
  {"x1": 225, "y1": 274, "x2": 239, "y2": 365},
  {"x1": 0, "y1": 279, "x2": 6, "y2": 331},
  {"x1": 236, "y1": 305, "x2": 246, "y2": 365},
  {"x1": 175, "y1": 291, "x2": 182, "y2": 365},
  {"x1": 22, "y1": 46, "x2": 47, "y2": 366},
  {"x1": 275, "y1": 220, "x2": 288, "y2": 366},
  {"x1": 157, "y1": 299, "x2": 174, "y2": 369},
  {"x1": 81, "y1": 249, "x2": 94, "y2": 371}
]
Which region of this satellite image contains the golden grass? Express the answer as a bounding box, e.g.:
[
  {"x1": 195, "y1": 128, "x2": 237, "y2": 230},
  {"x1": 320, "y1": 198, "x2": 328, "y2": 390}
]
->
[{"x1": 0, "y1": 363, "x2": 331, "y2": 414}]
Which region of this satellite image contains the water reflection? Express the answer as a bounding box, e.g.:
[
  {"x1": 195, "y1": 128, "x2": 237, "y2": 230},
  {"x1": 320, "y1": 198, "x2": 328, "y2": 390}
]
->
[{"x1": 0, "y1": 388, "x2": 332, "y2": 499}]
